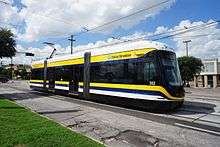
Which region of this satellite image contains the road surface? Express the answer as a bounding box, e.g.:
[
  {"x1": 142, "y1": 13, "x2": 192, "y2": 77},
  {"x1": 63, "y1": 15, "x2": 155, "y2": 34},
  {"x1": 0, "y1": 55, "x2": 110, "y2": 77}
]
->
[{"x1": 0, "y1": 81, "x2": 220, "y2": 147}]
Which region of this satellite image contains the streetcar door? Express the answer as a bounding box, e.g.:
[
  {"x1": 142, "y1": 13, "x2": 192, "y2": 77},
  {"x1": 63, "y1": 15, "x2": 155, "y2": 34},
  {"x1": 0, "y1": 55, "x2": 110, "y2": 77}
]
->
[{"x1": 69, "y1": 66, "x2": 79, "y2": 94}]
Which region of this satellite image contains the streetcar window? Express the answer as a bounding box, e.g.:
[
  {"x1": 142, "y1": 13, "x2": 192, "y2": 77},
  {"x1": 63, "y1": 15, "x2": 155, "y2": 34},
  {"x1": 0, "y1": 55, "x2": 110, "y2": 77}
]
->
[
  {"x1": 143, "y1": 52, "x2": 159, "y2": 85},
  {"x1": 54, "y1": 66, "x2": 72, "y2": 81},
  {"x1": 90, "y1": 63, "x2": 108, "y2": 83},
  {"x1": 90, "y1": 59, "x2": 144, "y2": 84},
  {"x1": 136, "y1": 62, "x2": 144, "y2": 84},
  {"x1": 144, "y1": 62, "x2": 157, "y2": 85},
  {"x1": 31, "y1": 68, "x2": 44, "y2": 80},
  {"x1": 47, "y1": 67, "x2": 55, "y2": 80},
  {"x1": 162, "y1": 53, "x2": 182, "y2": 86},
  {"x1": 79, "y1": 66, "x2": 83, "y2": 82},
  {"x1": 110, "y1": 63, "x2": 124, "y2": 83}
]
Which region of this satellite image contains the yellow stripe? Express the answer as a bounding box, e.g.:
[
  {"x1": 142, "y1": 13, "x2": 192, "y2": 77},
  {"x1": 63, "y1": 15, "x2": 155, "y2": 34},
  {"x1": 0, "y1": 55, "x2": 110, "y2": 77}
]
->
[
  {"x1": 32, "y1": 48, "x2": 156, "y2": 69},
  {"x1": 79, "y1": 82, "x2": 183, "y2": 101},
  {"x1": 30, "y1": 80, "x2": 69, "y2": 85},
  {"x1": 30, "y1": 79, "x2": 184, "y2": 100},
  {"x1": 90, "y1": 48, "x2": 155, "y2": 63},
  {"x1": 30, "y1": 80, "x2": 44, "y2": 83},
  {"x1": 32, "y1": 64, "x2": 44, "y2": 69},
  {"x1": 47, "y1": 58, "x2": 83, "y2": 68},
  {"x1": 30, "y1": 80, "x2": 49, "y2": 83},
  {"x1": 55, "y1": 81, "x2": 69, "y2": 85}
]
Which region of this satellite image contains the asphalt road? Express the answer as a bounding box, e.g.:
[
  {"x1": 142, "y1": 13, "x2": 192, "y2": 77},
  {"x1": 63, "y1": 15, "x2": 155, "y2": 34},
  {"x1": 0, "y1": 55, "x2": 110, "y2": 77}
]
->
[{"x1": 1, "y1": 80, "x2": 220, "y2": 147}]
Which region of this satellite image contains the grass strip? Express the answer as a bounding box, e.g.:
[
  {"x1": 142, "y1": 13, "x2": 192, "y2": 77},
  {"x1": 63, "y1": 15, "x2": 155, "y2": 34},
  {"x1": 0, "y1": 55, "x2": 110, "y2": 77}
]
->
[{"x1": 0, "y1": 98, "x2": 104, "y2": 147}]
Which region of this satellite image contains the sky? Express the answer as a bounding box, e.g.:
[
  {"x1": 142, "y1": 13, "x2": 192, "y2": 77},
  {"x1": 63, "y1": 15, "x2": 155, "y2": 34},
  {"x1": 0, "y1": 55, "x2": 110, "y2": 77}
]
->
[{"x1": 0, "y1": 0, "x2": 220, "y2": 65}]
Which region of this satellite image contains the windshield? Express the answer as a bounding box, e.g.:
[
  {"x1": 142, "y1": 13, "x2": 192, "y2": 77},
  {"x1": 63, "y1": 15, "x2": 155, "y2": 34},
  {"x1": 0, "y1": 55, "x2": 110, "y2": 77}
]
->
[{"x1": 162, "y1": 53, "x2": 182, "y2": 86}]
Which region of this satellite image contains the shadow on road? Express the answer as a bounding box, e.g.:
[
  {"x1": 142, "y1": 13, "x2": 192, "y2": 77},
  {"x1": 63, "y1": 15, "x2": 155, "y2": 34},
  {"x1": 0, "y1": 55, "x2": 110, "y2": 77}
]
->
[
  {"x1": 38, "y1": 109, "x2": 81, "y2": 115},
  {"x1": 0, "y1": 89, "x2": 217, "y2": 116},
  {"x1": 0, "y1": 91, "x2": 55, "y2": 101},
  {"x1": 174, "y1": 101, "x2": 216, "y2": 115}
]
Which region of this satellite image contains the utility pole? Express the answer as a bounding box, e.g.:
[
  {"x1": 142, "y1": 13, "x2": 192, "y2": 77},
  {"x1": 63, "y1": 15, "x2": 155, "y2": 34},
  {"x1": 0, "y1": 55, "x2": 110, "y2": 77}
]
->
[
  {"x1": 10, "y1": 57, "x2": 13, "y2": 80},
  {"x1": 183, "y1": 40, "x2": 191, "y2": 57},
  {"x1": 0, "y1": 58, "x2": 2, "y2": 67},
  {"x1": 68, "y1": 35, "x2": 75, "y2": 54}
]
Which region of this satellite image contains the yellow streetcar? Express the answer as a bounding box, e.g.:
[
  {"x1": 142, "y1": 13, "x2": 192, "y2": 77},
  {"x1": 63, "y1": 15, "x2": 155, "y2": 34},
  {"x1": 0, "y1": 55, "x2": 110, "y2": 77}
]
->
[{"x1": 30, "y1": 40, "x2": 184, "y2": 111}]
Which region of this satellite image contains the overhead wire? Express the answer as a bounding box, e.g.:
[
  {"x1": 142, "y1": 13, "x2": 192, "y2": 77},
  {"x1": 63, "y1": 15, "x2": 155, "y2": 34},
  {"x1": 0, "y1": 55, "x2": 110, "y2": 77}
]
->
[
  {"x1": 0, "y1": 21, "x2": 23, "y2": 28},
  {"x1": 1, "y1": 0, "x2": 173, "y2": 44},
  {"x1": 66, "y1": 20, "x2": 220, "y2": 54},
  {"x1": 170, "y1": 33, "x2": 220, "y2": 39},
  {"x1": 151, "y1": 21, "x2": 219, "y2": 41},
  {"x1": 1, "y1": 0, "x2": 219, "y2": 58},
  {"x1": 75, "y1": 0, "x2": 171, "y2": 36},
  {"x1": 52, "y1": 0, "x2": 172, "y2": 43},
  {"x1": 0, "y1": 0, "x2": 10, "y2": 5}
]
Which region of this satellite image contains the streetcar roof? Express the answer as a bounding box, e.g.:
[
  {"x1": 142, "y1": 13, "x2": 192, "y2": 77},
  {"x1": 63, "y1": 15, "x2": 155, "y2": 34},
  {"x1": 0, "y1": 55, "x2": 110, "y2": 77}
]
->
[{"x1": 32, "y1": 40, "x2": 171, "y2": 65}]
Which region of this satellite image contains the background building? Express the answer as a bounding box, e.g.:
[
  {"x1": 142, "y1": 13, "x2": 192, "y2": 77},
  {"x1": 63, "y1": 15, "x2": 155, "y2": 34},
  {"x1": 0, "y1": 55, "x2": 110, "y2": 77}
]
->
[
  {"x1": 194, "y1": 58, "x2": 220, "y2": 88},
  {"x1": 0, "y1": 64, "x2": 31, "y2": 80}
]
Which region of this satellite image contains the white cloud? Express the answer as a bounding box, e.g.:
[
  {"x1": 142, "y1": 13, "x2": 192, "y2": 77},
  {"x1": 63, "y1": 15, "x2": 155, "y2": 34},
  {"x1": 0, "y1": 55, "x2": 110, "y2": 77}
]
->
[
  {"x1": 18, "y1": 0, "x2": 175, "y2": 41},
  {"x1": 1, "y1": 44, "x2": 55, "y2": 65},
  {"x1": 3, "y1": 19, "x2": 220, "y2": 65},
  {"x1": 0, "y1": 0, "x2": 22, "y2": 34},
  {"x1": 170, "y1": 20, "x2": 220, "y2": 58},
  {"x1": 135, "y1": 19, "x2": 220, "y2": 59}
]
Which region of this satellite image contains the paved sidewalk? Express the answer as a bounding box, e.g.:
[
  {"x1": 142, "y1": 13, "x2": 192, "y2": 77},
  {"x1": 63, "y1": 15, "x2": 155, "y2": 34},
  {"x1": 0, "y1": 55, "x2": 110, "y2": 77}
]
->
[
  {"x1": 1, "y1": 84, "x2": 220, "y2": 147},
  {"x1": 185, "y1": 87, "x2": 220, "y2": 98}
]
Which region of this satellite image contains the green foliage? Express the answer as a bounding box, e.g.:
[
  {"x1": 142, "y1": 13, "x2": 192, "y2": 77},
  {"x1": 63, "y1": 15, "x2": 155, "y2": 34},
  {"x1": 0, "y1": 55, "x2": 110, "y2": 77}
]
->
[
  {"x1": 0, "y1": 28, "x2": 17, "y2": 58},
  {"x1": 178, "y1": 56, "x2": 203, "y2": 82},
  {"x1": 0, "y1": 65, "x2": 31, "y2": 80},
  {"x1": 0, "y1": 99, "x2": 104, "y2": 147},
  {"x1": 16, "y1": 67, "x2": 30, "y2": 80},
  {"x1": 0, "y1": 67, "x2": 11, "y2": 78}
]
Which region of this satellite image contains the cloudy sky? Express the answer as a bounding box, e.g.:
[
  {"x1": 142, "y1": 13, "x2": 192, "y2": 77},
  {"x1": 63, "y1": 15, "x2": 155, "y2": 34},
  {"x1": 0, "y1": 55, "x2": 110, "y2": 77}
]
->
[{"x1": 0, "y1": 0, "x2": 220, "y2": 65}]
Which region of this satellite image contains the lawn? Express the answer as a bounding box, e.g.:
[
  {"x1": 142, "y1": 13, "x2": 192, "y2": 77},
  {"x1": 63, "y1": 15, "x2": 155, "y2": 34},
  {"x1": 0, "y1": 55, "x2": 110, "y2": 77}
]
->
[{"x1": 0, "y1": 98, "x2": 104, "y2": 147}]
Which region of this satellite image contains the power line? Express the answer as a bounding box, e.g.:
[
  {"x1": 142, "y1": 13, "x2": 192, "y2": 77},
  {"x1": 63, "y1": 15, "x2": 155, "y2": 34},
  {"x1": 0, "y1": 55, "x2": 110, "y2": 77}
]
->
[
  {"x1": 76, "y1": 0, "x2": 171, "y2": 36},
  {"x1": 151, "y1": 21, "x2": 219, "y2": 41},
  {"x1": 98, "y1": 20, "x2": 219, "y2": 44},
  {"x1": 2, "y1": 0, "x2": 219, "y2": 54},
  {"x1": 0, "y1": 1, "x2": 22, "y2": 29},
  {"x1": 0, "y1": 21, "x2": 23, "y2": 28},
  {"x1": 66, "y1": 20, "x2": 220, "y2": 54},
  {"x1": 0, "y1": 0, "x2": 11, "y2": 5},
  {"x1": 173, "y1": 33, "x2": 220, "y2": 39},
  {"x1": 52, "y1": 0, "x2": 172, "y2": 43},
  {"x1": 30, "y1": 12, "x2": 82, "y2": 27},
  {"x1": 64, "y1": 19, "x2": 219, "y2": 48},
  {"x1": 1, "y1": 0, "x2": 171, "y2": 44}
]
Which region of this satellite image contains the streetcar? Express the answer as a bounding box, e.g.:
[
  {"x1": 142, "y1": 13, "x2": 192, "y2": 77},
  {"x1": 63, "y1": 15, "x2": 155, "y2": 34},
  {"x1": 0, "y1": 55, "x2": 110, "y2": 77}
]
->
[{"x1": 30, "y1": 40, "x2": 185, "y2": 111}]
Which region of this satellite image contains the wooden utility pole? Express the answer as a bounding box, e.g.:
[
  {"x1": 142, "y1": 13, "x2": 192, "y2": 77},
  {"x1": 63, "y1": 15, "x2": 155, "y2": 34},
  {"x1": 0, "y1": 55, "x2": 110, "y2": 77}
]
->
[
  {"x1": 68, "y1": 35, "x2": 75, "y2": 54},
  {"x1": 183, "y1": 40, "x2": 191, "y2": 57},
  {"x1": 10, "y1": 57, "x2": 13, "y2": 80}
]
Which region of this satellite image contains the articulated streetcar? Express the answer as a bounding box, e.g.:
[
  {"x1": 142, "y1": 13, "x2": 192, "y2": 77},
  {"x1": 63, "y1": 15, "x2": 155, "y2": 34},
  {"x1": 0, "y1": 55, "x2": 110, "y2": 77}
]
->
[{"x1": 30, "y1": 40, "x2": 185, "y2": 111}]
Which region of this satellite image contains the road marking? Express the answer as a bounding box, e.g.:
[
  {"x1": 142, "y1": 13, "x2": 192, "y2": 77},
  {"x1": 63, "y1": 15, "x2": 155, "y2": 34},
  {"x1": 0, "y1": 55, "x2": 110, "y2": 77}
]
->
[{"x1": 175, "y1": 123, "x2": 220, "y2": 136}]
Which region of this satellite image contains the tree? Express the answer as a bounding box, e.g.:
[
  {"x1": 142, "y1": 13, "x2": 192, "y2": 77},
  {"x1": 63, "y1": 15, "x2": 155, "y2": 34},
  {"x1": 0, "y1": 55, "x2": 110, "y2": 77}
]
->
[
  {"x1": 178, "y1": 56, "x2": 203, "y2": 84},
  {"x1": 0, "y1": 28, "x2": 16, "y2": 58},
  {"x1": 0, "y1": 67, "x2": 11, "y2": 78}
]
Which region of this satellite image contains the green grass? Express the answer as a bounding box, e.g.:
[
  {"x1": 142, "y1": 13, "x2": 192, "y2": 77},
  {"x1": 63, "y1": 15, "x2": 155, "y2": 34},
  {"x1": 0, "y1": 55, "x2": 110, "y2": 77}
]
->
[{"x1": 0, "y1": 99, "x2": 104, "y2": 147}]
